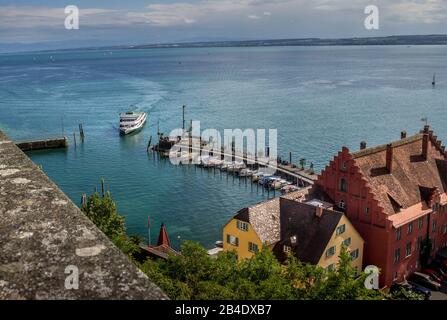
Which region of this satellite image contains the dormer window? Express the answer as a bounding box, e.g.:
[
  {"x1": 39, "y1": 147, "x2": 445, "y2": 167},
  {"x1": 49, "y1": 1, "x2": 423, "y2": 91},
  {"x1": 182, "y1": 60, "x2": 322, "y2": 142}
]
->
[
  {"x1": 339, "y1": 199, "x2": 345, "y2": 210},
  {"x1": 237, "y1": 220, "x2": 249, "y2": 231}
]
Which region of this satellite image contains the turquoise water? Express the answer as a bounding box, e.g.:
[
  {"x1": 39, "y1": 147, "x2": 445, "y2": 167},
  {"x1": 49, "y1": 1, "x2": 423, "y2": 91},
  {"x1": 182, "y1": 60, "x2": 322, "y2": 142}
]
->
[{"x1": 1, "y1": 45, "x2": 447, "y2": 248}]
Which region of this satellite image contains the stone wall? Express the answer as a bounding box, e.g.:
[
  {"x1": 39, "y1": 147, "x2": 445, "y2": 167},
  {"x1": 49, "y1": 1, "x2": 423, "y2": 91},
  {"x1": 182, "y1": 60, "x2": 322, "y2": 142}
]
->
[{"x1": 0, "y1": 131, "x2": 167, "y2": 299}]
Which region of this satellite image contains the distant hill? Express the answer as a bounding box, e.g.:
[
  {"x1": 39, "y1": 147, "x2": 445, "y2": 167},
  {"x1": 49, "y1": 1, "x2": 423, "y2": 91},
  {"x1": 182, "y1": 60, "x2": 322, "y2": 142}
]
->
[
  {"x1": 3, "y1": 34, "x2": 447, "y2": 54},
  {"x1": 128, "y1": 35, "x2": 447, "y2": 49}
]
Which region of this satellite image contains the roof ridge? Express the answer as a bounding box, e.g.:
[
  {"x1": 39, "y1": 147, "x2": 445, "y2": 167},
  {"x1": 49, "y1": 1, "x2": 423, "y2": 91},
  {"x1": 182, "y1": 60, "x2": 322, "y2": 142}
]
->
[{"x1": 352, "y1": 133, "x2": 423, "y2": 159}]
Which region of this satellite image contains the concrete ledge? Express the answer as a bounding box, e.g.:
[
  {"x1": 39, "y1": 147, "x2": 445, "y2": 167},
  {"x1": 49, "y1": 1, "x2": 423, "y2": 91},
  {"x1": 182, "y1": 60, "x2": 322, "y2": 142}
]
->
[
  {"x1": 0, "y1": 131, "x2": 167, "y2": 300},
  {"x1": 16, "y1": 137, "x2": 68, "y2": 152}
]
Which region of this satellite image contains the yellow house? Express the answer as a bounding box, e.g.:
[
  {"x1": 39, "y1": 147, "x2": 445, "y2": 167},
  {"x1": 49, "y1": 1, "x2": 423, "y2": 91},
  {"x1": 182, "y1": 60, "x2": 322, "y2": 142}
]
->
[
  {"x1": 223, "y1": 197, "x2": 280, "y2": 259},
  {"x1": 223, "y1": 189, "x2": 364, "y2": 272}
]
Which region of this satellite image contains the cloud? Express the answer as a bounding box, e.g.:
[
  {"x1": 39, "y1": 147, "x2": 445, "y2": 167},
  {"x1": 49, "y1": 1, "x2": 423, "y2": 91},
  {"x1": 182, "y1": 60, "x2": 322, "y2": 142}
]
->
[
  {"x1": 0, "y1": 6, "x2": 123, "y2": 28},
  {"x1": 387, "y1": 0, "x2": 447, "y2": 24},
  {"x1": 248, "y1": 14, "x2": 261, "y2": 19}
]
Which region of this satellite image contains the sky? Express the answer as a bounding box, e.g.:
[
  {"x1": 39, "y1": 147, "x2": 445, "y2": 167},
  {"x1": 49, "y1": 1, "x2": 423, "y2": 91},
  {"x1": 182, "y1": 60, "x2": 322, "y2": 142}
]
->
[{"x1": 1, "y1": 0, "x2": 447, "y2": 52}]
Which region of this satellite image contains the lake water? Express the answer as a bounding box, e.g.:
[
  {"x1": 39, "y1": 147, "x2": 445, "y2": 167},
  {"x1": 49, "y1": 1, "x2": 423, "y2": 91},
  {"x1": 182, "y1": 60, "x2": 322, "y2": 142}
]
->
[{"x1": 1, "y1": 45, "x2": 446, "y2": 248}]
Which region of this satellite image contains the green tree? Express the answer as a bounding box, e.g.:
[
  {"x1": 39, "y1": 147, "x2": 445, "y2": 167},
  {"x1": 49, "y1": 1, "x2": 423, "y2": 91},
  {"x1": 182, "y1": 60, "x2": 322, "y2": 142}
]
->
[{"x1": 82, "y1": 191, "x2": 125, "y2": 240}]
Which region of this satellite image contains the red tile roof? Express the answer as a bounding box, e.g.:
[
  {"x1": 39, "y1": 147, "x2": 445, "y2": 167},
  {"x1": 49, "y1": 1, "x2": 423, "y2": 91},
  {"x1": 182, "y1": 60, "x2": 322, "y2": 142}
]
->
[{"x1": 352, "y1": 129, "x2": 447, "y2": 215}]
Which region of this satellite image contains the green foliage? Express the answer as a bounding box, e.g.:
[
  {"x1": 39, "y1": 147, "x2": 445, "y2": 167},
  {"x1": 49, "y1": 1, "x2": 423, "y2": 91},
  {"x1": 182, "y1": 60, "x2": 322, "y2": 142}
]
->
[
  {"x1": 81, "y1": 189, "x2": 142, "y2": 259},
  {"x1": 81, "y1": 191, "x2": 125, "y2": 240},
  {"x1": 388, "y1": 286, "x2": 424, "y2": 300},
  {"x1": 140, "y1": 241, "x2": 391, "y2": 300}
]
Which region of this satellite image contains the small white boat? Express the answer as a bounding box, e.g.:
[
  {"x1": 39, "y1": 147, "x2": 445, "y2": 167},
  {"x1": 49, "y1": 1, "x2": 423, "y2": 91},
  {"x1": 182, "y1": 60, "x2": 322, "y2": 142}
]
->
[
  {"x1": 239, "y1": 168, "x2": 254, "y2": 177},
  {"x1": 119, "y1": 111, "x2": 147, "y2": 135},
  {"x1": 281, "y1": 185, "x2": 300, "y2": 194}
]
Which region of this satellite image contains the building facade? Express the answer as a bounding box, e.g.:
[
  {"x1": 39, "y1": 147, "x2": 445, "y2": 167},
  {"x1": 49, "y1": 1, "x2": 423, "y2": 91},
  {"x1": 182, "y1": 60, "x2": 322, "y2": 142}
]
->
[
  {"x1": 314, "y1": 126, "x2": 447, "y2": 286},
  {"x1": 223, "y1": 191, "x2": 364, "y2": 272},
  {"x1": 275, "y1": 197, "x2": 364, "y2": 272}
]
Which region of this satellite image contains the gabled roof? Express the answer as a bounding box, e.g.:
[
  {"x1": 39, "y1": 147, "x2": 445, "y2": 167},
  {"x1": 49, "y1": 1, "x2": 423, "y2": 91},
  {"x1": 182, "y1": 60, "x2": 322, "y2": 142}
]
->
[
  {"x1": 276, "y1": 197, "x2": 344, "y2": 264},
  {"x1": 232, "y1": 189, "x2": 310, "y2": 245},
  {"x1": 157, "y1": 223, "x2": 170, "y2": 247},
  {"x1": 351, "y1": 130, "x2": 447, "y2": 215}
]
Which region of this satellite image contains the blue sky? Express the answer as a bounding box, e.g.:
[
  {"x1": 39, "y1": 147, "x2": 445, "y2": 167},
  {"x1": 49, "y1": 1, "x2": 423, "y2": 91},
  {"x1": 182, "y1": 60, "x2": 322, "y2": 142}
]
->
[{"x1": 1, "y1": 0, "x2": 446, "y2": 51}]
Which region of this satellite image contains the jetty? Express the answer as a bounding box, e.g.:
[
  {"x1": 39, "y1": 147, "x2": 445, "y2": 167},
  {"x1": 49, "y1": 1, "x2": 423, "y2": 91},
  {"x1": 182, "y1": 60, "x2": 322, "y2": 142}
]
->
[
  {"x1": 15, "y1": 137, "x2": 68, "y2": 152},
  {"x1": 151, "y1": 134, "x2": 317, "y2": 188}
]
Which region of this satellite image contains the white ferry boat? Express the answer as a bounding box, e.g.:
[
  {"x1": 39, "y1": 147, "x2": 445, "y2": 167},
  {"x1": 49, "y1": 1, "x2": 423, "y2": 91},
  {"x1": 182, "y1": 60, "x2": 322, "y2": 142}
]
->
[{"x1": 119, "y1": 111, "x2": 147, "y2": 135}]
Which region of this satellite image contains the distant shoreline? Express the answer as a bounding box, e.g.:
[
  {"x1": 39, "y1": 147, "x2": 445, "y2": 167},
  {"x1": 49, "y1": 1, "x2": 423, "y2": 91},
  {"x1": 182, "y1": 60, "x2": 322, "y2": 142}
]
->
[{"x1": 3, "y1": 34, "x2": 447, "y2": 55}]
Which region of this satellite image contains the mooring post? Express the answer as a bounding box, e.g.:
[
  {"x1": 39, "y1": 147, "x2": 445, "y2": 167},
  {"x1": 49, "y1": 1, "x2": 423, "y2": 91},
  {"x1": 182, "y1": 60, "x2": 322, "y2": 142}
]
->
[
  {"x1": 289, "y1": 151, "x2": 292, "y2": 164},
  {"x1": 147, "y1": 136, "x2": 152, "y2": 153},
  {"x1": 79, "y1": 124, "x2": 84, "y2": 142},
  {"x1": 101, "y1": 177, "x2": 105, "y2": 198},
  {"x1": 81, "y1": 193, "x2": 86, "y2": 207},
  {"x1": 182, "y1": 105, "x2": 186, "y2": 132},
  {"x1": 73, "y1": 132, "x2": 77, "y2": 148}
]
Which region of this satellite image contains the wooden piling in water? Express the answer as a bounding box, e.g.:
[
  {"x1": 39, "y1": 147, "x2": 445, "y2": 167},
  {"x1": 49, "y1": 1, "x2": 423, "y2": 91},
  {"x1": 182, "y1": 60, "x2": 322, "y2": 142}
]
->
[
  {"x1": 79, "y1": 124, "x2": 84, "y2": 142},
  {"x1": 101, "y1": 177, "x2": 105, "y2": 197},
  {"x1": 81, "y1": 193, "x2": 86, "y2": 207}
]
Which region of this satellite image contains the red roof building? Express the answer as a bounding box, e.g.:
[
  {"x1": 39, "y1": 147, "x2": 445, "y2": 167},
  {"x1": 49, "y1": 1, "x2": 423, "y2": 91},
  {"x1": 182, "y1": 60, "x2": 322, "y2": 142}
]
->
[
  {"x1": 140, "y1": 223, "x2": 179, "y2": 260},
  {"x1": 312, "y1": 126, "x2": 447, "y2": 286}
]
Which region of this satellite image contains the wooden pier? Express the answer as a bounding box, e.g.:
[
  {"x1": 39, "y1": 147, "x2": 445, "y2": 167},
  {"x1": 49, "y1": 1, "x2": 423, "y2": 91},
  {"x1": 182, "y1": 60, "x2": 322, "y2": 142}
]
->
[
  {"x1": 151, "y1": 135, "x2": 317, "y2": 187},
  {"x1": 16, "y1": 137, "x2": 68, "y2": 152}
]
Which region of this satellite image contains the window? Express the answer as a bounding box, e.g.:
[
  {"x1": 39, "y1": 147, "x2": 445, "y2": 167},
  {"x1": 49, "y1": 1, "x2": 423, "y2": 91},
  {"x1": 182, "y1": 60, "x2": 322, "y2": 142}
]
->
[
  {"x1": 432, "y1": 219, "x2": 437, "y2": 233},
  {"x1": 418, "y1": 217, "x2": 424, "y2": 230},
  {"x1": 341, "y1": 161, "x2": 347, "y2": 170},
  {"x1": 343, "y1": 237, "x2": 352, "y2": 247},
  {"x1": 350, "y1": 249, "x2": 359, "y2": 260},
  {"x1": 365, "y1": 207, "x2": 370, "y2": 215},
  {"x1": 336, "y1": 224, "x2": 346, "y2": 235},
  {"x1": 290, "y1": 235, "x2": 297, "y2": 245},
  {"x1": 407, "y1": 222, "x2": 413, "y2": 234},
  {"x1": 226, "y1": 234, "x2": 239, "y2": 246},
  {"x1": 326, "y1": 264, "x2": 335, "y2": 272},
  {"x1": 339, "y1": 200, "x2": 345, "y2": 210},
  {"x1": 339, "y1": 177, "x2": 347, "y2": 192},
  {"x1": 237, "y1": 220, "x2": 249, "y2": 232},
  {"x1": 394, "y1": 248, "x2": 401, "y2": 263},
  {"x1": 248, "y1": 242, "x2": 259, "y2": 253},
  {"x1": 417, "y1": 236, "x2": 423, "y2": 251},
  {"x1": 283, "y1": 245, "x2": 291, "y2": 254},
  {"x1": 443, "y1": 224, "x2": 447, "y2": 234},
  {"x1": 433, "y1": 203, "x2": 440, "y2": 212},
  {"x1": 406, "y1": 242, "x2": 412, "y2": 257},
  {"x1": 326, "y1": 246, "x2": 336, "y2": 257},
  {"x1": 396, "y1": 227, "x2": 402, "y2": 241}
]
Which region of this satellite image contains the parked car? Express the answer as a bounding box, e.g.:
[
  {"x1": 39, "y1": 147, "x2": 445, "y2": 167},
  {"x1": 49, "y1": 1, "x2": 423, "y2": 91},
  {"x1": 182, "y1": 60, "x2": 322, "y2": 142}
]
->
[
  {"x1": 423, "y1": 269, "x2": 446, "y2": 282},
  {"x1": 408, "y1": 272, "x2": 441, "y2": 291}
]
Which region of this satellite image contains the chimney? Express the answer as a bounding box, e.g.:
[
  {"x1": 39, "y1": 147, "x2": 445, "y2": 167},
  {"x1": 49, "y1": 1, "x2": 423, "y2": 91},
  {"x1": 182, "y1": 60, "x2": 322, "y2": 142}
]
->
[
  {"x1": 360, "y1": 141, "x2": 367, "y2": 150},
  {"x1": 315, "y1": 206, "x2": 323, "y2": 218},
  {"x1": 386, "y1": 144, "x2": 393, "y2": 173},
  {"x1": 401, "y1": 131, "x2": 407, "y2": 139},
  {"x1": 422, "y1": 126, "x2": 429, "y2": 161}
]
